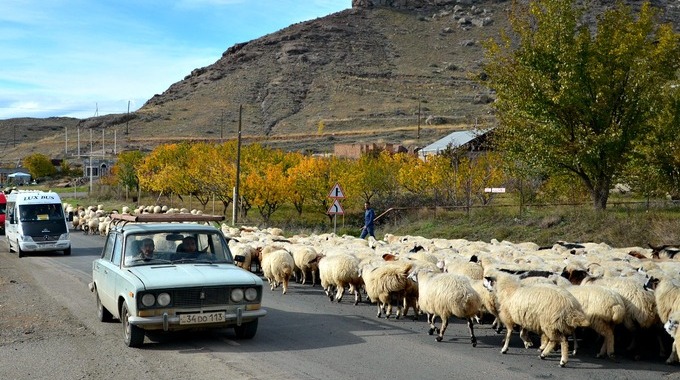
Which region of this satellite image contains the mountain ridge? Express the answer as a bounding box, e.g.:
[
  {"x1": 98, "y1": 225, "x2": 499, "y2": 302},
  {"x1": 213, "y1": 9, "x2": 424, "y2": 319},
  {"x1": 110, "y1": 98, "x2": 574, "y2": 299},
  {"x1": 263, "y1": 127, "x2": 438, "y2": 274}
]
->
[{"x1": 1, "y1": 0, "x2": 678, "y2": 163}]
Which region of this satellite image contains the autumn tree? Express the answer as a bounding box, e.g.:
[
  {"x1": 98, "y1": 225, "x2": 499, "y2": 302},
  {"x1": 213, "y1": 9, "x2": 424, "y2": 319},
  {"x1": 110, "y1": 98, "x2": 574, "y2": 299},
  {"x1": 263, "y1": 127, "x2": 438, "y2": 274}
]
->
[
  {"x1": 23, "y1": 153, "x2": 56, "y2": 179},
  {"x1": 484, "y1": 0, "x2": 680, "y2": 210},
  {"x1": 137, "y1": 143, "x2": 193, "y2": 200},
  {"x1": 114, "y1": 150, "x2": 144, "y2": 199}
]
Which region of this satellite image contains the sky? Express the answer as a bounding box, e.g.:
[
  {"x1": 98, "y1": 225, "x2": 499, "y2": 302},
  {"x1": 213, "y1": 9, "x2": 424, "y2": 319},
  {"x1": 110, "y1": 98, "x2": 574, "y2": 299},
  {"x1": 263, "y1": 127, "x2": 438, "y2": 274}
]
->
[{"x1": 1, "y1": 0, "x2": 349, "y2": 120}]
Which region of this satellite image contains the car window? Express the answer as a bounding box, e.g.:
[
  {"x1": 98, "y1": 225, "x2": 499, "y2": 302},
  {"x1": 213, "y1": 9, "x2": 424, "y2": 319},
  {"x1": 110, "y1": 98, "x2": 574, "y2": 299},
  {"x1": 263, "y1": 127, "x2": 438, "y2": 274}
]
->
[
  {"x1": 111, "y1": 235, "x2": 123, "y2": 266},
  {"x1": 102, "y1": 232, "x2": 116, "y2": 261},
  {"x1": 123, "y1": 231, "x2": 232, "y2": 267}
]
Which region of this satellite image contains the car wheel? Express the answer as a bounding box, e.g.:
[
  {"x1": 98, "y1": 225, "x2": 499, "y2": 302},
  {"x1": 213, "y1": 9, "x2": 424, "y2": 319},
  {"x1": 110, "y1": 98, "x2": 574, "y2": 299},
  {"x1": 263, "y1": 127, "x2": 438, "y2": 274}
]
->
[
  {"x1": 96, "y1": 290, "x2": 113, "y2": 322},
  {"x1": 121, "y1": 302, "x2": 144, "y2": 347},
  {"x1": 63, "y1": 247, "x2": 71, "y2": 256},
  {"x1": 17, "y1": 241, "x2": 24, "y2": 258},
  {"x1": 7, "y1": 237, "x2": 14, "y2": 253},
  {"x1": 234, "y1": 319, "x2": 258, "y2": 339}
]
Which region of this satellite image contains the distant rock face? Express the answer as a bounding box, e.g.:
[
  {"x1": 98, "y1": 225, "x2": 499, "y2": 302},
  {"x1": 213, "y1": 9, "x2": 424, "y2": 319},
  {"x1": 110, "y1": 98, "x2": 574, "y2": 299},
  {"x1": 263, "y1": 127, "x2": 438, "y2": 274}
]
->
[{"x1": 352, "y1": 0, "x2": 458, "y2": 8}]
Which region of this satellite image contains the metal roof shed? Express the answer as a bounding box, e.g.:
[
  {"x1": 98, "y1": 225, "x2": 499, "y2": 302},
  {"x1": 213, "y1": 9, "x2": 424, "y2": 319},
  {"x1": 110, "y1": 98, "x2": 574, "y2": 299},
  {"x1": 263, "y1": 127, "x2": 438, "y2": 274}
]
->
[{"x1": 419, "y1": 129, "x2": 493, "y2": 160}]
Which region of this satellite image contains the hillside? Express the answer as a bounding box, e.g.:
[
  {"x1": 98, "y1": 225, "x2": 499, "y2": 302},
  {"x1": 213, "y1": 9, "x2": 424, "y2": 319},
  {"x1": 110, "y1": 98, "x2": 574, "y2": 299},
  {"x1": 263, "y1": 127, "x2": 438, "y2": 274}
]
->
[{"x1": 1, "y1": 0, "x2": 678, "y2": 163}]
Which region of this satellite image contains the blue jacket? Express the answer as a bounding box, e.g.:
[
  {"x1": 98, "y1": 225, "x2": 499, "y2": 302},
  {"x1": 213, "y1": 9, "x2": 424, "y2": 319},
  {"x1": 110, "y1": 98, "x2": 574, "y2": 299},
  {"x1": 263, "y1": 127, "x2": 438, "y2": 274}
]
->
[{"x1": 364, "y1": 208, "x2": 375, "y2": 227}]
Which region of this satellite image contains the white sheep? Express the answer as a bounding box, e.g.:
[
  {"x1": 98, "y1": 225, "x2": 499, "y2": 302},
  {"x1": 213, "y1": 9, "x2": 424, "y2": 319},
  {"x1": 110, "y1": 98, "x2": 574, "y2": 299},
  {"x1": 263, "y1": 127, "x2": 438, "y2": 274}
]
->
[
  {"x1": 566, "y1": 284, "x2": 626, "y2": 359},
  {"x1": 410, "y1": 269, "x2": 482, "y2": 346},
  {"x1": 644, "y1": 274, "x2": 680, "y2": 363},
  {"x1": 261, "y1": 248, "x2": 295, "y2": 294},
  {"x1": 663, "y1": 310, "x2": 680, "y2": 364},
  {"x1": 563, "y1": 266, "x2": 662, "y2": 357},
  {"x1": 318, "y1": 253, "x2": 363, "y2": 305},
  {"x1": 291, "y1": 245, "x2": 321, "y2": 286},
  {"x1": 361, "y1": 261, "x2": 415, "y2": 319},
  {"x1": 483, "y1": 271, "x2": 590, "y2": 367}
]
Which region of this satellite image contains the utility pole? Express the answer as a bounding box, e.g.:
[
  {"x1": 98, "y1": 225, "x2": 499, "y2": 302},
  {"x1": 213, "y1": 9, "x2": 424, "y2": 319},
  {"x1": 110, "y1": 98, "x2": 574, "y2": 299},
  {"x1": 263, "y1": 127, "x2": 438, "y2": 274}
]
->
[
  {"x1": 417, "y1": 101, "x2": 421, "y2": 140},
  {"x1": 233, "y1": 105, "x2": 243, "y2": 225},
  {"x1": 126, "y1": 100, "x2": 130, "y2": 135}
]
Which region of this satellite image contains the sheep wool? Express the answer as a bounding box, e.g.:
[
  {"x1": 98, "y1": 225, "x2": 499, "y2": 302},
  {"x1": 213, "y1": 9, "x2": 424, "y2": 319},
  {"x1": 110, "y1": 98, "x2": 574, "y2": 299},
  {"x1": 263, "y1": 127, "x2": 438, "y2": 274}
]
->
[
  {"x1": 484, "y1": 272, "x2": 589, "y2": 367},
  {"x1": 413, "y1": 270, "x2": 482, "y2": 346}
]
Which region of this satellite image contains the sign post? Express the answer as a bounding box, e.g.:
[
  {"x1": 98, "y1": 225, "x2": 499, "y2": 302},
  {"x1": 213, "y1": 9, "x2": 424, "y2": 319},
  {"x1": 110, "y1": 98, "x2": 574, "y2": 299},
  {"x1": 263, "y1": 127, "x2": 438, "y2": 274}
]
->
[{"x1": 327, "y1": 183, "x2": 345, "y2": 234}]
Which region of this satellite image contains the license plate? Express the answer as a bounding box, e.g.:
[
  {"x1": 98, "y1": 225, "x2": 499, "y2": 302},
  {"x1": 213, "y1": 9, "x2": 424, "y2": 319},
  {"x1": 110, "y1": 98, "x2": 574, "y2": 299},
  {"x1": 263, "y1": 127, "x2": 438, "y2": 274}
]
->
[{"x1": 179, "y1": 311, "x2": 226, "y2": 325}]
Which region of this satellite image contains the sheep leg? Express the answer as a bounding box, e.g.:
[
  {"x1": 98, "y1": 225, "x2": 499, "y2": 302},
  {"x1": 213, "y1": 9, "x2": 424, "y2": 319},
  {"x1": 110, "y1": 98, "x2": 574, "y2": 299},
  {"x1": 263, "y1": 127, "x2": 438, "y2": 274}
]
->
[
  {"x1": 282, "y1": 278, "x2": 289, "y2": 295},
  {"x1": 666, "y1": 341, "x2": 679, "y2": 364},
  {"x1": 597, "y1": 326, "x2": 615, "y2": 359},
  {"x1": 467, "y1": 318, "x2": 477, "y2": 347},
  {"x1": 519, "y1": 328, "x2": 533, "y2": 349},
  {"x1": 324, "y1": 285, "x2": 334, "y2": 302},
  {"x1": 572, "y1": 331, "x2": 578, "y2": 356},
  {"x1": 436, "y1": 317, "x2": 449, "y2": 342},
  {"x1": 559, "y1": 336, "x2": 569, "y2": 367},
  {"x1": 353, "y1": 286, "x2": 361, "y2": 306},
  {"x1": 334, "y1": 285, "x2": 345, "y2": 302},
  {"x1": 540, "y1": 338, "x2": 557, "y2": 359},
  {"x1": 312, "y1": 270, "x2": 317, "y2": 287},
  {"x1": 501, "y1": 324, "x2": 513, "y2": 354},
  {"x1": 428, "y1": 315, "x2": 439, "y2": 335}
]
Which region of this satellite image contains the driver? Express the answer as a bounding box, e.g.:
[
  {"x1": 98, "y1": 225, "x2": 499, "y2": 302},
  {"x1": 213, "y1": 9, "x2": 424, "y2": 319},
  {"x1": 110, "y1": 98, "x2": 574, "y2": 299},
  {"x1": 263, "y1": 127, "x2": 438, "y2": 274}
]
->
[{"x1": 138, "y1": 238, "x2": 155, "y2": 259}]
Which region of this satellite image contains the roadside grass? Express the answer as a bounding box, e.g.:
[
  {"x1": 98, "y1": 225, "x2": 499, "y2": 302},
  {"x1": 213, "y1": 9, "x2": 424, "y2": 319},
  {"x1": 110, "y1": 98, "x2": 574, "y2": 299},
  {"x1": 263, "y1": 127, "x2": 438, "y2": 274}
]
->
[{"x1": 43, "y1": 183, "x2": 680, "y2": 249}]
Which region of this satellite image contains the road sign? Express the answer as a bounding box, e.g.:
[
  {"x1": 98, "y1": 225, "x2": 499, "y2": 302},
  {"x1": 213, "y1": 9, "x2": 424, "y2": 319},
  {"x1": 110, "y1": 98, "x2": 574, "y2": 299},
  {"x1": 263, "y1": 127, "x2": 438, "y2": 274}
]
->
[
  {"x1": 328, "y1": 183, "x2": 345, "y2": 199},
  {"x1": 327, "y1": 199, "x2": 344, "y2": 215}
]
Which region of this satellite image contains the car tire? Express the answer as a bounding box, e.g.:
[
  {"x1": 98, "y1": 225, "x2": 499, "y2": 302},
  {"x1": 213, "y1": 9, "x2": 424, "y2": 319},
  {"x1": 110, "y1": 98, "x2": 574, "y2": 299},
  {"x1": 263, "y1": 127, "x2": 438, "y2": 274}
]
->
[
  {"x1": 96, "y1": 290, "x2": 113, "y2": 323},
  {"x1": 233, "y1": 319, "x2": 258, "y2": 339},
  {"x1": 7, "y1": 236, "x2": 14, "y2": 253},
  {"x1": 122, "y1": 302, "x2": 144, "y2": 347},
  {"x1": 17, "y1": 241, "x2": 24, "y2": 258},
  {"x1": 63, "y1": 247, "x2": 71, "y2": 256}
]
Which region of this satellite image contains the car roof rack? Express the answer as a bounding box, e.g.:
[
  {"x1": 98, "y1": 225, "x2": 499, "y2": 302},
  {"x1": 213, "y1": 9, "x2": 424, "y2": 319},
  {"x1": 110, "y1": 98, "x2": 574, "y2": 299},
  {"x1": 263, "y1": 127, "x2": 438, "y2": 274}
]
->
[{"x1": 110, "y1": 213, "x2": 225, "y2": 227}]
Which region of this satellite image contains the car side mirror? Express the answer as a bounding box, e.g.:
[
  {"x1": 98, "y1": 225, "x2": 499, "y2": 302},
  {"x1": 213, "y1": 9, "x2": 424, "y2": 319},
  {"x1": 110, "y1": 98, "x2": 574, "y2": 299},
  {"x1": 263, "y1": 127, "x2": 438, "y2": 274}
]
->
[{"x1": 233, "y1": 255, "x2": 246, "y2": 263}]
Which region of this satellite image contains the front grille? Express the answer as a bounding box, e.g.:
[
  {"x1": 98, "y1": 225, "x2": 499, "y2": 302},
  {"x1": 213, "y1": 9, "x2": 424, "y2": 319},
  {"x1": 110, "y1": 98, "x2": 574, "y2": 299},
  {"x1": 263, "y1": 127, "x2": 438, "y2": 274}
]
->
[
  {"x1": 173, "y1": 286, "x2": 230, "y2": 308},
  {"x1": 31, "y1": 235, "x2": 61, "y2": 241}
]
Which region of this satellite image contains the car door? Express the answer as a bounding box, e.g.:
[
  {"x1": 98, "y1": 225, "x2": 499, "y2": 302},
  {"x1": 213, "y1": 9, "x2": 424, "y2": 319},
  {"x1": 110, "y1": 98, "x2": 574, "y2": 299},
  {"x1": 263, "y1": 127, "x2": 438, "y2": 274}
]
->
[{"x1": 93, "y1": 232, "x2": 121, "y2": 317}]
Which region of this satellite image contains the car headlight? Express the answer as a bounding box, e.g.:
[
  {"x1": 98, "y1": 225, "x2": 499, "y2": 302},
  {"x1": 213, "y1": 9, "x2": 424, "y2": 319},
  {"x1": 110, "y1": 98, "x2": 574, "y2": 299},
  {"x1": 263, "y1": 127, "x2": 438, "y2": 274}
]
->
[
  {"x1": 20, "y1": 235, "x2": 34, "y2": 242},
  {"x1": 245, "y1": 288, "x2": 258, "y2": 302},
  {"x1": 141, "y1": 293, "x2": 156, "y2": 307},
  {"x1": 157, "y1": 293, "x2": 171, "y2": 306},
  {"x1": 231, "y1": 288, "x2": 244, "y2": 302},
  {"x1": 59, "y1": 233, "x2": 69, "y2": 240}
]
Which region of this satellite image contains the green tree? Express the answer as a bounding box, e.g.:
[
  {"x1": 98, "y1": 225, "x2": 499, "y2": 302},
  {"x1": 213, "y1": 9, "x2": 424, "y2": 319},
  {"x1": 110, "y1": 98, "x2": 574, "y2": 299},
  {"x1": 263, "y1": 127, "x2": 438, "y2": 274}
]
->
[
  {"x1": 483, "y1": 0, "x2": 680, "y2": 210},
  {"x1": 114, "y1": 150, "x2": 144, "y2": 197},
  {"x1": 23, "y1": 153, "x2": 56, "y2": 179}
]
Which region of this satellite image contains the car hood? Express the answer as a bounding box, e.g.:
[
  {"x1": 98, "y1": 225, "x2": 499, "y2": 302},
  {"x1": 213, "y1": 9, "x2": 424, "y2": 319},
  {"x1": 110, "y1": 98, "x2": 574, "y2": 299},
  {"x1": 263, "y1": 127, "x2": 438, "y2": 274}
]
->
[{"x1": 129, "y1": 264, "x2": 262, "y2": 289}]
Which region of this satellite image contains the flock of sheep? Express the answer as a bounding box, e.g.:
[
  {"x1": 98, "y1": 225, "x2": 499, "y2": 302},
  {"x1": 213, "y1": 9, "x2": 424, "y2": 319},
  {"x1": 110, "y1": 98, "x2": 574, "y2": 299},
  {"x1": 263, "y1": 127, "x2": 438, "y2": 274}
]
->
[
  {"x1": 225, "y1": 225, "x2": 680, "y2": 368},
  {"x1": 65, "y1": 202, "x2": 680, "y2": 368}
]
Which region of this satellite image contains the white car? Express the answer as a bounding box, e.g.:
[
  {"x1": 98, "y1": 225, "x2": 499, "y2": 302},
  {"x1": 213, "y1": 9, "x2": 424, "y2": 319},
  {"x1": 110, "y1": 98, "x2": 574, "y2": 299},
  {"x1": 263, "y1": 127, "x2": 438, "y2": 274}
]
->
[{"x1": 89, "y1": 213, "x2": 266, "y2": 347}]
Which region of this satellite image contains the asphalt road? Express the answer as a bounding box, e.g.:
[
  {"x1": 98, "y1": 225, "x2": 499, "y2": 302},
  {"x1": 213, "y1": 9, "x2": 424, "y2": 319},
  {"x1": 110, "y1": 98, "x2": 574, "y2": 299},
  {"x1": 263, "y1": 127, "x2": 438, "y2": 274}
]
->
[{"x1": 1, "y1": 230, "x2": 678, "y2": 380}]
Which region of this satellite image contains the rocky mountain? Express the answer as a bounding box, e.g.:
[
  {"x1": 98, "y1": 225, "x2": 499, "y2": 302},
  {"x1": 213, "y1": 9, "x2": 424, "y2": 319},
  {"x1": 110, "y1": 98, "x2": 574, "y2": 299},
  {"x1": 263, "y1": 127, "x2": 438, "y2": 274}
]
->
[{"x1": 1, "y1": 0, "x2": 678, "y2": 163}]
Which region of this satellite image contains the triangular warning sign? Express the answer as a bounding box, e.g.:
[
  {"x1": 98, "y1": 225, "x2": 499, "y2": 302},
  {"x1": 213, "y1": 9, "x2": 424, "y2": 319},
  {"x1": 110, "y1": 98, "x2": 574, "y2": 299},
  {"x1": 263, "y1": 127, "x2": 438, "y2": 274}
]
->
[
  {"x1": 328, "y1": 183, "x2": 345, "y2": 199},
  {"x1": 327, "y1": 199, "x2": 344, "y2": 215}
]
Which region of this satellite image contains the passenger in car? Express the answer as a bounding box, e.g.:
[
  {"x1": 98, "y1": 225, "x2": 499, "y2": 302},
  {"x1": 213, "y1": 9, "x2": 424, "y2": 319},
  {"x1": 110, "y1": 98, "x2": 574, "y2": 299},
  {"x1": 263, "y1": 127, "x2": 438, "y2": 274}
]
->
[{"x1": 176, "y1": 236, "x2": 197, "y2": 253}]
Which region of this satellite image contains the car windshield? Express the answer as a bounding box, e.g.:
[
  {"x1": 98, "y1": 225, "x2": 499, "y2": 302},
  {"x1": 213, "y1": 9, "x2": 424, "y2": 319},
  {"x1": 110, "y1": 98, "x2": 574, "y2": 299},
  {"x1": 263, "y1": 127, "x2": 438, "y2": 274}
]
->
[
  {"x1": 123, "y1": 230, "x2": 232, "y2": 267},
  {"x1": 19, "y1": 204, "x2": 64, "y2": 222}
]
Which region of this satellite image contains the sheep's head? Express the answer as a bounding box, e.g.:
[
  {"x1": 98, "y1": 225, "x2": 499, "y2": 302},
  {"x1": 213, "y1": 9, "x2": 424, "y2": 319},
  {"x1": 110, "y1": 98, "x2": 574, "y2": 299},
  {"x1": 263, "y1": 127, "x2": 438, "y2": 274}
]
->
[
  {"x1": 560, "y1": 267, "x2": 588, "y2": 285},
  {"x1": 482, "y1": 276, "x2": 496, "y2": 292},
  {"x1": 644, "y1": 276, "x2": 660, "y2": 291},
  {"x1": 665, "y1": 312, "x2": 680, "y2": 336}
]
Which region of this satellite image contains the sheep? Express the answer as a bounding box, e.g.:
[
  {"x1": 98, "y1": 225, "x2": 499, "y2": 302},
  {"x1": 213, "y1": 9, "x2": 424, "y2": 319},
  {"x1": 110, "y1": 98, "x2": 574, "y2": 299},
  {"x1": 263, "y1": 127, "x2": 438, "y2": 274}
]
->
[
  {"x1": 644, "y1": 274, "x2": 680, "y2": 363},
  {"x1": 644, "y1": 274, "x2": 680, "y2": 326},
  {"x1": 483, "y1": 271, "x2": 590, "y2": 367},
  {"x1": 291, "y1": 245, "x2": 322, "y2": 286},
  {"x1": 562, "y1": 266, "x2": 662, "y2": 358},
  {"x1": 318, "y1": 253, "x2": 364, "y2": 305},
  {"x1": 361, "y1": 261, "x2": 415, "y2": 319},
  {"x1": 410, "y1": 269, "x2": 481, "y2": 346},
  {"x1": 261, "y1": 248, "x2": 295, "y2": 294},
  {"x1": 566, "y1": 284, "x2": 627, "y2": 359},
  {"x1": 663, "y1": 310, "x2": 680, "y2": 364}
]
